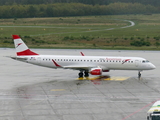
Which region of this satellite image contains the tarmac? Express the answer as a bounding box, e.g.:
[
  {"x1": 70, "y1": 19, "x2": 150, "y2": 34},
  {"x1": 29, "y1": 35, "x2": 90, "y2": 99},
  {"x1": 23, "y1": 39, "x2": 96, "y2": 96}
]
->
[{"x1": 1, "y1": 48, "x2": 160, "y2": 120}]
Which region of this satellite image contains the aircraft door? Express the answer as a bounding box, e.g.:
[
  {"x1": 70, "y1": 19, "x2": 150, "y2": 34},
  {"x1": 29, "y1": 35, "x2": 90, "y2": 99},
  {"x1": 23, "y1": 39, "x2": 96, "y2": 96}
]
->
[
  {"x1": 37, "y1": 57, "x2": 41, "y2": 64},
  {"x1": 135, "y1": 60, "x2": 139, "y2": 67}
]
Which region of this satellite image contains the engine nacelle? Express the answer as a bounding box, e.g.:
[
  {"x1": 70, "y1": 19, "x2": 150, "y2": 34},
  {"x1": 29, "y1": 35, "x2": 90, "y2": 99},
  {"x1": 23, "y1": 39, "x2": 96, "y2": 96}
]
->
[{"x1": 90, "y1": 68, "x2": 102, "y2": 75}]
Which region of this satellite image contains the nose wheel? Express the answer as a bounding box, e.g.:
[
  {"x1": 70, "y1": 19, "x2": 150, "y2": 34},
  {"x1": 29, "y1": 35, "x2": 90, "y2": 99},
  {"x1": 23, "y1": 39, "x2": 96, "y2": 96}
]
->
[{"x1": 138, "y1": 71, "x2": 141, "y2": 79}]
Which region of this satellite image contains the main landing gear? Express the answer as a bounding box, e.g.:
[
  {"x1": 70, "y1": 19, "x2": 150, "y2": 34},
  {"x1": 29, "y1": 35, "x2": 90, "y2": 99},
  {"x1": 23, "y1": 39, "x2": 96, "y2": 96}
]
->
[
  {"x1": 78, "y1": 70, "x2": 89, "y2": 79},
  {"x1": 138, "y1": 71, "x2": 141, "y2": 79}
]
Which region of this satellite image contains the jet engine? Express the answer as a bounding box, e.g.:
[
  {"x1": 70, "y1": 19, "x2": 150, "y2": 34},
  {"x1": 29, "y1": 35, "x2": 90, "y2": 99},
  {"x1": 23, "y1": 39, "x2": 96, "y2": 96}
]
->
[{"x1": 90, "y1": 68, "x2": 102, "y2": 75}]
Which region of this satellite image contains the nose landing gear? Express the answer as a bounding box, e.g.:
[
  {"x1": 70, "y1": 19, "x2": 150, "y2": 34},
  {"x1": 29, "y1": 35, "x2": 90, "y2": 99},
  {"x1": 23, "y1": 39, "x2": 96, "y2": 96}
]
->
[{"x1": 138, "y1": 71, "x2": 141, "y2": 79}]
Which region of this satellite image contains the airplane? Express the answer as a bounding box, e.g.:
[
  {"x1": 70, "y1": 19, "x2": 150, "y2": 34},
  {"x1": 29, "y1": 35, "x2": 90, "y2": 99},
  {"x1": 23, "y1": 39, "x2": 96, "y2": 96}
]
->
[{"x1": 10, "y1": 35, "x2": 156, "y2": 78}]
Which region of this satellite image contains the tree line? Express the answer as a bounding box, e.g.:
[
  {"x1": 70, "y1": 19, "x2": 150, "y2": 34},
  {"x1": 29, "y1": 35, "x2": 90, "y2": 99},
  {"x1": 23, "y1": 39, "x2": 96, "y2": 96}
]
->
[
  {"x1": 0, "y1": 0, "x2": 159, "y2": 6},
  {"x1": 0, "y1": 3, "x2": 159, "y2": 18}
]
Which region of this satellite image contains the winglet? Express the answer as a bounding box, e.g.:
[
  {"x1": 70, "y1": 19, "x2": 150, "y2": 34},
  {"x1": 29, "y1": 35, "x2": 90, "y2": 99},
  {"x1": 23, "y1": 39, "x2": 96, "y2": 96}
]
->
[
  {"x1": 80, "y1": 52, "x2": 85, "y2": 56},
  {"x1": 12, "y1": 35, "x2": 39, "y2": 56}
]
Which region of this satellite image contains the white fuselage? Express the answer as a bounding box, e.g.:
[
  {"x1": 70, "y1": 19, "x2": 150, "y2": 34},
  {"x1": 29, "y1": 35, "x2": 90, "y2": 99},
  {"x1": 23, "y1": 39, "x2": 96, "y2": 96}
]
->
[
  {"x1": 11, "y1": 35, "x2": 156, "y2": 77},
  {"x1": 16, "y1": 55, "x2": 156, "y2": 71}
]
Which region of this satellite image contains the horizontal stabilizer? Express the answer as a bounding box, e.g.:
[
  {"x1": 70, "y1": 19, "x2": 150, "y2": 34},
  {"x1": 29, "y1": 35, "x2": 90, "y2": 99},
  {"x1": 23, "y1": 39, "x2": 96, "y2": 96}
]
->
[{"x1": 9, "y1": 56, "x2": 27, "y2": 61}]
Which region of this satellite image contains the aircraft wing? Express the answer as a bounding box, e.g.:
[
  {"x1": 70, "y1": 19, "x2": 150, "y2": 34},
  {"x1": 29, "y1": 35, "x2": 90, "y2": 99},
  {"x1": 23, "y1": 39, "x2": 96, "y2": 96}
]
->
[{"x1": 63, "y1": 64, "x2": 97, "y2": 70}]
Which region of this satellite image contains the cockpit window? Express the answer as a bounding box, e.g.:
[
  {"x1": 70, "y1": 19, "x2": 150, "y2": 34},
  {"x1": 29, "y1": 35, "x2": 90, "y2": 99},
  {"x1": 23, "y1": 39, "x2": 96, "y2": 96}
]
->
[{"x1": 142, "y1": 60, "x2": 149, "y2": 63}]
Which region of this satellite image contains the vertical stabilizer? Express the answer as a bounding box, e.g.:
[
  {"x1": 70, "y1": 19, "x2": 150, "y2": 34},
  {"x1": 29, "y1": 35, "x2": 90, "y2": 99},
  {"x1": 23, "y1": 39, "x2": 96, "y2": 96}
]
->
[{"x1": 12, "y1": 35, "x2": 39, "y2": 56}]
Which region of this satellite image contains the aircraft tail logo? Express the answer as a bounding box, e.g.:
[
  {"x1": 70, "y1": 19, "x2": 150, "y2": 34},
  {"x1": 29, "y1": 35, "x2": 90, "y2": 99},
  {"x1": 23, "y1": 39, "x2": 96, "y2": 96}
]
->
[
  {"x1": 12, "y1": 35, "x2": 39, "y2": 56},
  {"x1": 16, "y1": 43, "x2": 22, "y2": 48}
]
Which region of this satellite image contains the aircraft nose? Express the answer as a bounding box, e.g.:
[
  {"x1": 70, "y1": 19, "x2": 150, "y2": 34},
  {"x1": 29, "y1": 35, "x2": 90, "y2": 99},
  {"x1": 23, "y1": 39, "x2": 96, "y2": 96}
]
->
[{"x1": 150, "y1": 64, "x2": 156, "y2": 69}]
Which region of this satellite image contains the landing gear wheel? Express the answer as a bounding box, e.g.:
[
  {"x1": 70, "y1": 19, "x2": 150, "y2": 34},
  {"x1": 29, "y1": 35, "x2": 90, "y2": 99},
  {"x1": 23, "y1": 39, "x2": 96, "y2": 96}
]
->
[
  {"x1": 138, "y1": 71, "x2": 141, "y2": 79},
  {"x1": 78, "y1": 71, "x2": 83, "y2": 78},
  {"x1": 84, "y1": 71, "x2": 89, "y2": 78}
]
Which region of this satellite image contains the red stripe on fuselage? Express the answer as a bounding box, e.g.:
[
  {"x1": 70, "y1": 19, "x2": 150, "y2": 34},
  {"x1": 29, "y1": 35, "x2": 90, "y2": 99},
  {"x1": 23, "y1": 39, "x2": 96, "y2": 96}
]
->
[
  {"x1": 17, "y1": 49, "x2": 39, "y2": 56},
  {"x1": 122, "y1": 59, "x2": 131, "y2": 64},
  {"x1": 52, "y1": 59, "x2": 61, "y2": 67}
]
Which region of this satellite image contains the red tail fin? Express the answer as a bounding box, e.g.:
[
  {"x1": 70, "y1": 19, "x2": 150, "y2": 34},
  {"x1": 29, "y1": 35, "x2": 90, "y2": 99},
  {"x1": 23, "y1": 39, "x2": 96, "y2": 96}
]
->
[{"x1": 13, "y1": 35, "x2": 39, "y2": 56}]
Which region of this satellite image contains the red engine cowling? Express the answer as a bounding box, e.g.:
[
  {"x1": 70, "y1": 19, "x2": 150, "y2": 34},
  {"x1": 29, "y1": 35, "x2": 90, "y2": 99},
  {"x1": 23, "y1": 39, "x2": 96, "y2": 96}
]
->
[{"x1": 90, "y1": 68, "x2": 102, "y2": 75}]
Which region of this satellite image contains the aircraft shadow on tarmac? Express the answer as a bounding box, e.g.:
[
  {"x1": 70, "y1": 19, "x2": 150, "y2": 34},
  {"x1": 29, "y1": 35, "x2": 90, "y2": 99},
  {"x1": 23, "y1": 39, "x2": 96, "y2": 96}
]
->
[{"x1": 15, "y1": 75, "x2": 131, "y2": 100}]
